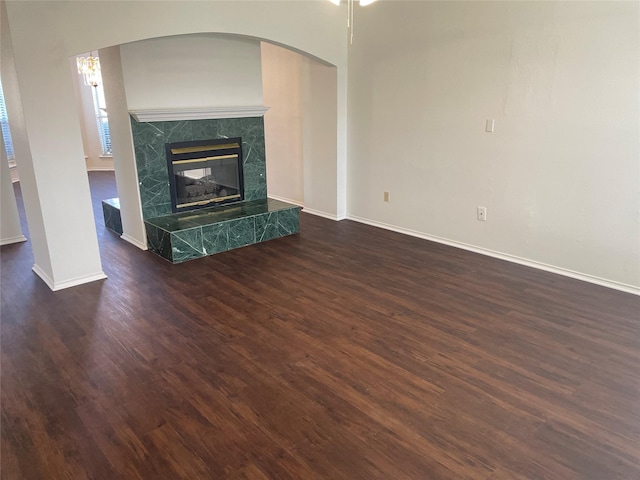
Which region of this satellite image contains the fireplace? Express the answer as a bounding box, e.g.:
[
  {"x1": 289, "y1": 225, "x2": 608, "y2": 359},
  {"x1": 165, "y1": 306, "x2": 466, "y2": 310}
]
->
[
  {"x1": 128, "y1": 114, "x2": 300, "y2": 264},
  {"x1": 166, "y1": 138, "x2": 244, "y2": 213}
]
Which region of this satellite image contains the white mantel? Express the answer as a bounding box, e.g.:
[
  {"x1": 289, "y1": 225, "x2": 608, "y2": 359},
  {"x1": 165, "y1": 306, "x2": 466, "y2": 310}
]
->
[{"x1": 129, "y1": 105, "x2": 270, "y2": 123}]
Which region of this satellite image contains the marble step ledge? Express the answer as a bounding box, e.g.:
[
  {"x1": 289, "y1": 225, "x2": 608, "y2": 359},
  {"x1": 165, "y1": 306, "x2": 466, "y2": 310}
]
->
[
  {"x1": 102, "y1": 198, "x2": 123, "y2": 235},
  {"x1": 144, "y1": 198, "x2": 300, "y2": 263}
]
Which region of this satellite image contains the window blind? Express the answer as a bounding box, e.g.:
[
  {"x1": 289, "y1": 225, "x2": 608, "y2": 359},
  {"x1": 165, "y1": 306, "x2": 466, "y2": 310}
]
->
[{"x1": 0, "y1": 79, "x2": 15, "y2": 160}]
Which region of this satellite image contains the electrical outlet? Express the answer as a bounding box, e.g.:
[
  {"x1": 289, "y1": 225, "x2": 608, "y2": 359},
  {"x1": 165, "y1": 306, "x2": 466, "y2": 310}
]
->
[
  {"x1": 384, "y1": 191, "x2": 390, "y2": 202},
  {"x1": 477, "y1": 206, "x2": 487, "y2": 221}
]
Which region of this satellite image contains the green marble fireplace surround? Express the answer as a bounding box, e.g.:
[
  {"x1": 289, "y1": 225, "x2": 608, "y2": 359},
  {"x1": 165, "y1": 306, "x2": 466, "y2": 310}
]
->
[
  {"x1": 130, "y1": 115, "x2": 300, "y2": 263},
  {"x1": 131, "y1": 116, "x2": 268, "y2": 219}
]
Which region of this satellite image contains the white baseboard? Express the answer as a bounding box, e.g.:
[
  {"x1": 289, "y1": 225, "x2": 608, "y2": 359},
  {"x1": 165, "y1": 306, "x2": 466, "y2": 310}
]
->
[
  {"x1": 0, "y1": 235, "x2": 27, "y2": 246},
  {"x1": 346, "y1": 214, "x2": 640, "y2": 296},
  {"x1": 9, "y1": 164, "x2": 19, "y2": 183},
  {"x1": 267, "y1": 194, "x2": 304, "y2": 207},
  {"x1": 32, "y1": 264, "x2": 108, "y2": 291},
  {"x1": 302, "y1": 207, "x2": 342, "y2": 221},
  {"x1": 121, "y1": 233, "x2": 148, "y2": 251},
  {"x1": 267, "y1": 197, "x2": 347, "y2": 221}
]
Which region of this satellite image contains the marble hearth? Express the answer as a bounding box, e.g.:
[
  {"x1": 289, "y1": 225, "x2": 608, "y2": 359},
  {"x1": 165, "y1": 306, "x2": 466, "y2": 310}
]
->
[{"x1": 145, "y1": 198, "x2": 299, "y2": 263}]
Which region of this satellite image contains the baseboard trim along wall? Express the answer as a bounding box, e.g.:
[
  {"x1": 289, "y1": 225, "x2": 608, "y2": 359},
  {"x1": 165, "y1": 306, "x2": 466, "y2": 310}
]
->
[
  {"x1": 32, "y1": 264, "x2": 108, "y2": 291},
  {"x1": 86, "y1": 167, "x2": 116, "y2": 172},
  {"x1": 302, "y1": 207, "x2": 346, "y2": 221},
  {"x1": 9, "y1": 164, "x2": 19, "y2": 183},
  {"x1": 267, "y1": 194, "x2": 304, "y2": 207},
  {"x1": 0, "y1": 235, "x2": 27, "y2": 246},
  {"x1": 120, "y1": 233, "x2": 148, "y2": 251},
  {"x1": 346, "y1": 214, "x2": 640, "y2": 297}
]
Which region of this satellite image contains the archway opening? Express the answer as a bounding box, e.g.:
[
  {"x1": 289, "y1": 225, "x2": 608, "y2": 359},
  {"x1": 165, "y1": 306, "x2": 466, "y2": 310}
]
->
[{"x1": 74, "y1": 33, "x2": 339, "y2": 264}]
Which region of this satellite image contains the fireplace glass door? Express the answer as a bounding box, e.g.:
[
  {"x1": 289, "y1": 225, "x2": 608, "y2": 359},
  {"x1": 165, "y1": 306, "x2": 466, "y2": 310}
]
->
[{"x1": 166, "y1": 138, "x2": 244, "y2": 213}]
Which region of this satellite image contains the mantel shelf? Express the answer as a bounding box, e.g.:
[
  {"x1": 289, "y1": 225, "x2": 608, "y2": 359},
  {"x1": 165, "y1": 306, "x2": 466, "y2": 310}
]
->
[{"x1": 129, "y1": 105, "x2": 270, "y2": 122}]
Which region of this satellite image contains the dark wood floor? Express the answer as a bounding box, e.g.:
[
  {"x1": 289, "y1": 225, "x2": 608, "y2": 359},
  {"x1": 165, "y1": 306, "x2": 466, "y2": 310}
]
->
[{"x1": 1, "y1": 171, "x2": 639, "y2": 479}]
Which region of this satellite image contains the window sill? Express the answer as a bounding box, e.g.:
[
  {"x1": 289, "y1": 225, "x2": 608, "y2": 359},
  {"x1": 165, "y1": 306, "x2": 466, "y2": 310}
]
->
[{"x1": 99, "y1": 155, "x2": 113, "y2": 159}]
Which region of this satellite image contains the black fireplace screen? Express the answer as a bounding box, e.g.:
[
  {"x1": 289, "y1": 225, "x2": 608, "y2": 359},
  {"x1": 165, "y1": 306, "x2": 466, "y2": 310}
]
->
[{"x1": 166, "y1": 138, "x2": 244, "y2": 213}]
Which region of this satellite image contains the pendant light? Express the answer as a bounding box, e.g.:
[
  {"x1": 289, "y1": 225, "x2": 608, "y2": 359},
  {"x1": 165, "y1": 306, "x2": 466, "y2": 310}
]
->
[{"x1": 329, "y1": 0, "x2": 378, "y2": 44}]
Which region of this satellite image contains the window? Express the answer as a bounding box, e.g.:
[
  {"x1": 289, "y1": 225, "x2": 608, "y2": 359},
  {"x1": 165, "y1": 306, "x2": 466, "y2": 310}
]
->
[
  {"x1": 92, "y1": 83, "x2": 112, "y2": 155},
  {"x1": 0, "y1": 79, "x2": 15, "y2": 160}
]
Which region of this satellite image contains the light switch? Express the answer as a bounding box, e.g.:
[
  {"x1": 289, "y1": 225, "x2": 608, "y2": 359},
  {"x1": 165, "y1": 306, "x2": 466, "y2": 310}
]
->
[{"x1": 485, "y1": 119, "x2": 495, "y2": 133}]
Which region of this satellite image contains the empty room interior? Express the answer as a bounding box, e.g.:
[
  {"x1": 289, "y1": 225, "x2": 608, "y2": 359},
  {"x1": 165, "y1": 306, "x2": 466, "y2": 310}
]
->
[{"x1": 1, "y1": 0, "x2": 639, "y2": 479}]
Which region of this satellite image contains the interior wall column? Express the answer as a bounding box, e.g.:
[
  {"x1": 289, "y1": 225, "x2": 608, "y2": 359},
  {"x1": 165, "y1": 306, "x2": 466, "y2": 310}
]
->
[
  {"x1": 2, "y1": 0, "x2": 105, "y2": 290},
  {"x1": 1, "y1": 0, "x2": 52, "y2": 277},
  {"x1": 98, "y1": 46, "x2": 147, "y2": 250}
]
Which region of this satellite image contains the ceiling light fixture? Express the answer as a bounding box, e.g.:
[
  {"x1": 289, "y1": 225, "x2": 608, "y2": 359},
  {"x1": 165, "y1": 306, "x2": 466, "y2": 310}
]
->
[
  {"x1": 76, "y1": 53, "x2": 101, "y2": 88},
  {"x1": 329, "y1": 0, "x2": 377, "y2": 44}
]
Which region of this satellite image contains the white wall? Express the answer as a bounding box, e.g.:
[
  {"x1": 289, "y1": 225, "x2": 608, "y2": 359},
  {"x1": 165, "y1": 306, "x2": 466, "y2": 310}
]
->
[
  {"x1": 262, "y1": 42, "x2": 304, "y2": 205},
  {"x1": 121, "y1": 34, "x2": 263, "y2": 110},
  {"x1": 302, "y1": 56, "x2": 338, "y2": 218},
  {"x1": 348, "y1": 1, "x2": 640, "y2": 291},
  {"x1": 261, "y1": 42, "x2": 339, "y2": 217},
  {"x1": 121, "y1": 35, "x2": 340, "y2": 218},
  {"x1": 2, "y1": 0, "x2": 347, "y2": 290}
]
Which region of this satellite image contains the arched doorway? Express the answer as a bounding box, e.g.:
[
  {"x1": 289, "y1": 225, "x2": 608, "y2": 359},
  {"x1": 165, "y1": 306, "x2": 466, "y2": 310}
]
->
[{"x1": 97, "y1": 33, "x2": 338, "y2": 258}]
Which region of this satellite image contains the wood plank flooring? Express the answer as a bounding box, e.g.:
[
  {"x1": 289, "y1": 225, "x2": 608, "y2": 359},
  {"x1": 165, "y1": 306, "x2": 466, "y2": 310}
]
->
[{"x1": 1, "y1": 171, "x2": 639, "y2": 479}]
